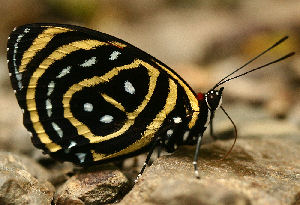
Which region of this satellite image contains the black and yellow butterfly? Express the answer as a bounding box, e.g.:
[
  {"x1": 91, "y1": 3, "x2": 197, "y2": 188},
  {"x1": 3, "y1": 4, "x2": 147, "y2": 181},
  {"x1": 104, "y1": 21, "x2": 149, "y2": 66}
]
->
[{"x1": 7, "y1": 23, "x2": 293, "y2": 178}]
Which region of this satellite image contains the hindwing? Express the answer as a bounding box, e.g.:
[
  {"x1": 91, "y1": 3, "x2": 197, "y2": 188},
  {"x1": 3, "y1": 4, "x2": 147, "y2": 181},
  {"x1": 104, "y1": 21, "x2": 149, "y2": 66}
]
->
[{"x1": 7, "y1": 23, "x2": 200, "y2": 165}]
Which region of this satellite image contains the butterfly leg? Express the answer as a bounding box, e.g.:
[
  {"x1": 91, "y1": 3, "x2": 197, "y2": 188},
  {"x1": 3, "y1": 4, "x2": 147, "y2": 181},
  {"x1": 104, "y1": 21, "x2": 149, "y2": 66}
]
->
[
  {"x1": 209, "y1": 112, "x2": 217, "y2": 140},
  {"x1": 156, "y1": 143, "x2": 162, "y2": 158},
  {"x1": 134, "y1": 139, "x2": 159, "y2": 183},
  {"x1": 193, "y1": 133, "x2": 203, "y2": 179},
  {"x1": 157, "y1": 137, "x2": 167, "y2": 158}
]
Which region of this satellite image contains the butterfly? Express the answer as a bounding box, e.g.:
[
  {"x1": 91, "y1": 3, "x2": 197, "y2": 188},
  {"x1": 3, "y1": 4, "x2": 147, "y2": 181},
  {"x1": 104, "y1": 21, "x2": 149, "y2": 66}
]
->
[{"x1": 6, "y1": 23, "x2": 294, "y2": 179}]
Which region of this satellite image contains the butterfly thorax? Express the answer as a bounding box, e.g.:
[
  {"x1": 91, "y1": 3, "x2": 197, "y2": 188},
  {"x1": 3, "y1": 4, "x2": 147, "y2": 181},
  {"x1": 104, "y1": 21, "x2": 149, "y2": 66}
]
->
[{"x1": 161, "y1": 87, "x2": 224, "y2": 152}]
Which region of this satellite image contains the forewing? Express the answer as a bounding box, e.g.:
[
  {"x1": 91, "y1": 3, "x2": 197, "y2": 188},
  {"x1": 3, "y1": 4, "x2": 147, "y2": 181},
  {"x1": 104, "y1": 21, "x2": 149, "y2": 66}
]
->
[{"x1": 7, "y1": 23, "x2": 200, "y2": 165}]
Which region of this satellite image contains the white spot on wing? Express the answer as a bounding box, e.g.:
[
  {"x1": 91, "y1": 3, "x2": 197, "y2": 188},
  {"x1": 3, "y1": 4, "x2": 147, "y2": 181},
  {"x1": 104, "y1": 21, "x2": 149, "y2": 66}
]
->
[
  {"x1": 173, "y1": 117, "x2": 182, "y2": 124},
  {"x1": 57, "y1": 66, "x2": 71, "y2": 78},
  {"x1": 47, "y1": 81, "x2": 55, "y2": 96},
  {"x1": 15, "y1": 73, "x2": 22, "y2": 81},
  {"x1": 68, "y1": 141, "x2": 77, "y2": 149},
  {"x1": 64, "y1": 141, "x2": 77, "y2": 154},
  {"x1": 100, "y1": 115, "x2": 114, "y2": 123},
  {"x1": 17, "y1": 82, "x2": 22, "y2": 89},
  {"x1": 109, "y1": 51, "x2": 121, "y2": 60},
  {"x1": 167, "y1": 129, "x2": 173, "y2": 137},
  {"x1": 75, "y1": 153, "x2": 86, "y2": 163},
  {"x1": 12, "y1": 28, "x2": 30, "y2": 90},
  {"x1": 16, "y1": 35, "x2": 23, "y2": 43},
  {"x1": 124, "y1": 81, "x2": 135, "y2": 94},
  {"x1": 51, "y1": 122, "x2": 63, "y2": 138},
  {"x1": 83, "y1": 103, "x2": 93, "y2": 112},
  {"x1": 80, "y1": 56, "x2": 97, "y2": 67},
  {"x1": 46, "y1": 99, "x2": 52, "y2": 117},
  {"x1": 45, "y1": 99, "x2": 52, "y2": 109}
]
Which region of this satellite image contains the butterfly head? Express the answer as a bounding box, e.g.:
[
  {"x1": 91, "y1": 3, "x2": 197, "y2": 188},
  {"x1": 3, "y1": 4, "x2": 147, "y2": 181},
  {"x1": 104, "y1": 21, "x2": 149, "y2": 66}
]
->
[
  {"x1": 197, "y1": 87, "x2": 224, "y2": 112},
  {"x1": 206, "y1": 87, "x2": 224, "y2": 111}
]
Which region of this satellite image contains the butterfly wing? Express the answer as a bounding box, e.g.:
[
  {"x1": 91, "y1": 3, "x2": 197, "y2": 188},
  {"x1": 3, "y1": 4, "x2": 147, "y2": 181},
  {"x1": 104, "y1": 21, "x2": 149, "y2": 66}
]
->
[{"x1": 7, "y1": 23, "x2": 201, "y2": 165}]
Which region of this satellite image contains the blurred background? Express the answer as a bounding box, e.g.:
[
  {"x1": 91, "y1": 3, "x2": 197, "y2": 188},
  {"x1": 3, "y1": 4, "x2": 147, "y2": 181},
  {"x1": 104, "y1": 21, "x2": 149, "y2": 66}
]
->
[{"x1": 0, "y1": 0, "x2": 299, "y2": 155}]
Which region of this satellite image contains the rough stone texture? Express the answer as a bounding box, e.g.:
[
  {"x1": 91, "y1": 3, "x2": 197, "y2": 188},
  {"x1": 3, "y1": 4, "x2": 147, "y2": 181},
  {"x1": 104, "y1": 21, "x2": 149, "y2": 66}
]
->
[
  {"x1": 54, "y1": 165, "x2": 130, "y2": 205},
  {"x1": 146, "y1": 179, "x2": 250, "y2": 205},
  {"x1": 119, "y1": 105, "x2": 300, "y2": 205},
  {"x1": 0, "y1": 151, "x2": 55, "y2": 205}
]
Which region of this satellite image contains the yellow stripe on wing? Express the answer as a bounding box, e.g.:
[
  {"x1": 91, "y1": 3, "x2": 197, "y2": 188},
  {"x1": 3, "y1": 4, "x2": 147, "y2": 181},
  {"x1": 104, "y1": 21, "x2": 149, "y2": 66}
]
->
[
  {"x1": 154, "y1": 61, "x2": 199, "y2": 129},
  {"x1": 27, "y1": 39, "x2": 108, "y2": 152},
  {"x1": 19, "y1": 27, "x2": 71, "y2": 72}
]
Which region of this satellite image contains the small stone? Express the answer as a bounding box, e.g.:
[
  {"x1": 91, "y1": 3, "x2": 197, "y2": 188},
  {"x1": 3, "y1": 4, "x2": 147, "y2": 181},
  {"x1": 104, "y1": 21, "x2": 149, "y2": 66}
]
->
[
  {"x1": 54, "y1": 164, "x2": 129, "y2": 204},
  {"x1": 0, "y1": 151, "x2": 54, "y2": 205}
]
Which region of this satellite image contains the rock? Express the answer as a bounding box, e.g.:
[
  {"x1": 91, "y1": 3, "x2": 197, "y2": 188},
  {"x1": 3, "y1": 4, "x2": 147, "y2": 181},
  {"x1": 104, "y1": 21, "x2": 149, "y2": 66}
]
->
[
  {"x1": 120, "y1": 122, "x2": 300, "y2": 205},
  {"x1": 54, "y1": 164, "x2": 130, "y2": 205},
  {"x1": 37, "y1": 157, "x2": 75, "y2": 187},
  {"x1": 0, "y1": 151, "x2": 54, "y2": 205},
  {"x1": 151, "y1": 180, "x2": 250, "y2": 205}
]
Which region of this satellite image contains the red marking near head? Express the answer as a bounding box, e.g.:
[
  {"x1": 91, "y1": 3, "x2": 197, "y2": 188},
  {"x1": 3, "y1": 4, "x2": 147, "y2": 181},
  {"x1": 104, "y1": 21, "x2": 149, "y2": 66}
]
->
[{"x1": 196, "y1": 92, "x2": 204, "y2": 101}]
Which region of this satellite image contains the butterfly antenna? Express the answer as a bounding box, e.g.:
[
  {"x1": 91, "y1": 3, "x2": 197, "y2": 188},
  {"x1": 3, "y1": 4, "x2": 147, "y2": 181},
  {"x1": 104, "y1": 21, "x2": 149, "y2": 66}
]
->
[
  {"x1": 219, "y1": 106, "x2": 237, "y2": 160},
  {"x1": 213, "y1": 36, "x2": 290, "y2": 90},
  {"x1": 216, "y1": 52, "x2": 295, "y2": 87}
]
